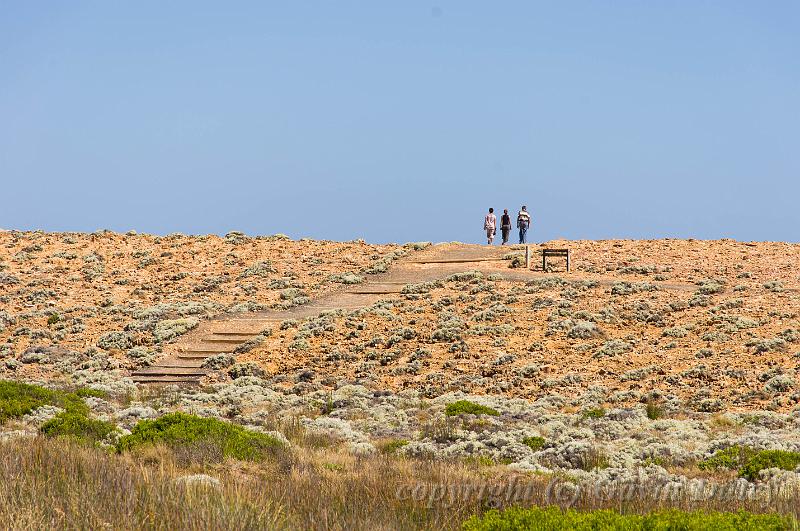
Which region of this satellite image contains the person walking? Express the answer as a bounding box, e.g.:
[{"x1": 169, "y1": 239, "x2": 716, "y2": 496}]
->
[
  {"x1": 500, "y1": 209, "x2": 512, "y2": 245},
  {"x1": 517, "y1": 206, "x2": 531, "y2": 244},
  {"x1": 484, "y1": 208, "x2": 497, "y2": 245}
]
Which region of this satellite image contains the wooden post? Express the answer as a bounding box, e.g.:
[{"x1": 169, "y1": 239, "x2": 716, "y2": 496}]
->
[
  {"x1": 566, "y1": 250, "x2": 571, "y2": 272},
  {"x1": 542, "y1": 251, "x2": 546, "y2": 272},
  {"x1": 525, "y1": 245, "x2": 530, "y2": 269}
]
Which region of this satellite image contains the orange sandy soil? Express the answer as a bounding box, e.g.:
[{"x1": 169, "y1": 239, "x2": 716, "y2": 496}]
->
[
  {"x1": 240, "y1": 239, "x2": 800, "y2": 412},
  {"x1": 0, "y1": 230, "x2": 402, "y2": 376},
  {"x1": 2, "y1": 231, "x2": 799, "y2": 412}
]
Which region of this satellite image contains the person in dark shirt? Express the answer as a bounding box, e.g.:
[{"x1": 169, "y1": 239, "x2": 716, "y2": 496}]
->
[{"x1": 500, "y1": 209, "x2": 512, "y2": 245}]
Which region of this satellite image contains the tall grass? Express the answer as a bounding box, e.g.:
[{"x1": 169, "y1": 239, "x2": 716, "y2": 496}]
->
[
  {"x1": 2, "y1": 435, "x2": 800, "y2": 530},
  {"x1": 0, "y1": 438, "x2": 283, "y2": 530},
  {"x1": 0, "y1": 438, "x2": 496, "y2": 530}
]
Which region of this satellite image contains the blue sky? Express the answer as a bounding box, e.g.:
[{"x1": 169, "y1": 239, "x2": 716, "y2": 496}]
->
[{"x1": 1, "y1": 2, "x2": 798, "y2": 243}]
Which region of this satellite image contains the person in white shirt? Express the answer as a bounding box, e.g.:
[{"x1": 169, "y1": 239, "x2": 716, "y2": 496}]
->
[
  {"x1": 484, "y1": 208, "x2": 497, "y2": 245},
  {"x1": 517, "y1": 206, "x2": 531, "y2": 244}
]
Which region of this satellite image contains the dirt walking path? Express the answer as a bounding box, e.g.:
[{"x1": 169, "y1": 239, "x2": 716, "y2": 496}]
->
[{"x1": 132, "y1": 244, "x2": 696, "y2": 384}]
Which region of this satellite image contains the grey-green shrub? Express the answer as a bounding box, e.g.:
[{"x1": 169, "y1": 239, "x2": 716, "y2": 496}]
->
[{"x1": 153, "y1": 318, "x2": 199, "y2": 343}]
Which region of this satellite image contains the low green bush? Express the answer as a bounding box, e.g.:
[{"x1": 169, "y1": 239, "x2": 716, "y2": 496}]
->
[
  {"x1": 645, "y1": 401, "x2": 664, "y2": 420},
  {"x1": 75, "y1": 387, "x2": 108, "y2": 399},
  {"x1": 740, "y1": 450, "x2": 800, "y2": 481},
  {"x1": 698, "y1": 445, "x2": 800, "y2": 481},
  {"x1": 381, "y1": 439, "x2": 409, "y2": 454},
  {"x1": 1, "y1": 381, "x2": 116, "y2": 444},
  {"x1": 698, "y1": 445, "x2": 756, "y2": 472},
  {"x1": 581, "y1": 407, "x2": 606, "y2": 419},
  {"x1": 0, "y1": 380, "x2": 88, "y2": 423},
  {"x1": 117, "y1": 412, "x2": 284, "y2": 461},
  {"x1": 0, "y1": 381, "x2": 56, "y2": 422},
  {"x1": 445, "y1": 400, "x2": 499, "y2": 417},
  {"x1": 522, "y1": 436, "x2": 545, "y2": 451},
  {"x1": 462, "y1": 506, "x2": 795, "y2": 530},
  {"x1": 40, "y1": 412, "x2": 116, "y2": 444}
]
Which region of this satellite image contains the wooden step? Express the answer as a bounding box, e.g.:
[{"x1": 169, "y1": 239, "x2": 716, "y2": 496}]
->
[
  {"x1": 207, "y1": 327, "x2": 272, "y2": 335},
  {"x1": 305, "y1": 305, "x2": 363, "y2": 310},
  {"x1": 217, "y1": 318, "x2": 278, "y2": 323},
  {"x1": 202, "y1": 336, "x2": 254, "y2": 343},
  {"x1": 176, "y1": 344, "x2": 233, "y2": 354},
  {"x1": 206, "y1": 330, "x2": 264, "y2": 335},
  {"x1": 155, "y1": 358, "x2": 205, "y2": 368},
  {"x1": 176, "y1": 352, "x2": 217, "y2": 360},
  {"x1": 132, "y1": 367, "x2": 209, "y2": 376},
  {"x1": 348, "y1": 289, "x2": 403, "y2": 294},
  {"x1": 206, "y1": 321, "x2": 277, "y2": 334},
  {"x1": 177, "y1": 350, "x2": 230, "y2": 358},
  {"x1": 406, "y1": 257, "x2": 506, "y2": 264},
  {"x1": 131, "y1": 376, "x2": 202, "y2": 384},
  {"x1": 353, "y1": 281, "x2": 406, "y2": 285}
]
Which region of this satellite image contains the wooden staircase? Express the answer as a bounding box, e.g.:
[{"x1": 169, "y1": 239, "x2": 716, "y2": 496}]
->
[
  {"x1": 130, "y1": 318, "x2": 277, "y2": 384},
  {"x1": 130, "y1": 244, "x2": 591, "y2": 386},
  {"x1": 128, "y1": 245, "x2": 509, "y2": 385},
  {"x1": 128, "y1": 243, "x2": 703, "y2": 386}
]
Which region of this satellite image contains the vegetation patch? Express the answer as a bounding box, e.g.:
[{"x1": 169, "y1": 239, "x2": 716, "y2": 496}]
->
[
  {"x1": 379, "y1": 439, "x2": 409, "y2": 454},
  {"x1": 116, "y1": 412, "x2": 285, "y2": 462},
  {"x1": 40, "y1": 412, "x2": 116, "y2": 444},
  {"x1": 594, "y1": 339, "x2": 632, "y2": 358},
  {"x1": 567, "y1": 321, "x2": 604, "y2": 340},
  {"x1": 444, "y1": 400, "x2": 499, "y2": 417},
  {"x1": 153, "y1": 318, "x2": 199, "y2": 343},
  {"x1": 329, "y1": 272, "x2": 363, "y2": 285},
  {"x1": 740, "y1": 450, "x2": 800, "y2": 482},
  {"x1": 698, "y1": 445, "x2": 756, "y2": 472},
  {"x1": 75, "y1": 387, "x2": 108, "y2": 399},
  {"x1": 522, "y1": 436, "x2": 545, "y2": 451},
  {"x1": 0, "y1": 380, "x2": 89, "y2": 423},
  {"x1": 463, "y1": 506, "x2": 796, "y2": 530},
  {"x1": 610, "y1": 281, "x2": 657, "y2": 296},
  {"x1": 581, "y1": 407, "x2": 606, "y2": 419},
  {"x1": 696, "y1": 279, "x2": 726, "y2": 295},
  {"x1": 1, "y1": 381, "x2": 115, "y2": 444},
  {"x1": 645, "y1": 401, "x2": 664, "y2": 420},
  {"x1": 508, "y1": 255, "x2": 525, "y2": 268},
  {"x1": 238, "y1": 260, "x2": 275, "y2": 279},
  {"x1": 402, "y1": 281, "x2": 442, "y2": 295},
  {"x1": 698, "y1": 445, "x2": 800, "y2": 481},
  {"x1": 97, "y1": 331, "x2": 133, "y2": 351}
]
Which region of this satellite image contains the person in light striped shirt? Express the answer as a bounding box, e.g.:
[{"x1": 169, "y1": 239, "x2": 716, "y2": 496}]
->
[{"x1": 484, "y1": 208, "x2": 497, "y2": 245}]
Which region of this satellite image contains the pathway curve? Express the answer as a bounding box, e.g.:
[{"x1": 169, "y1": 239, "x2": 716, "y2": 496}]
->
[{"x1": 131, "y1": 244, "x2": 696, "y2": 384}]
